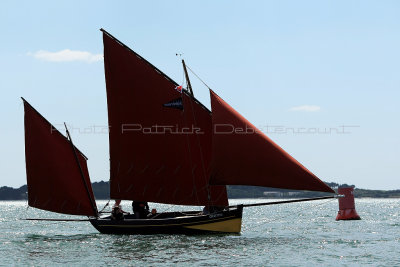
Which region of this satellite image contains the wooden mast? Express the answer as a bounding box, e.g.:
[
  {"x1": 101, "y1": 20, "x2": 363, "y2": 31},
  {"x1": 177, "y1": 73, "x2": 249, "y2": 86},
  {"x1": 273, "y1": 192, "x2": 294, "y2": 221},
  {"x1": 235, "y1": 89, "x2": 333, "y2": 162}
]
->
[
  {"x1": 182, "y1": 59, "x2": 194, "y2": 96},
  {"x1": 64, "y1": 123, "x2": 98, "y2": 217}
]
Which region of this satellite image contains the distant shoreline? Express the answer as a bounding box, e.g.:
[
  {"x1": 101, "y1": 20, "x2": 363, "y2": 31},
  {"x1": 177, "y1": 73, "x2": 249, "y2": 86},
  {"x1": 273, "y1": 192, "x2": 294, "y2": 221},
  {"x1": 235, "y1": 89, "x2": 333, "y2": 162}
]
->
[{"x1": 1, "y1": 181, "x2": 400, "y2": 200}]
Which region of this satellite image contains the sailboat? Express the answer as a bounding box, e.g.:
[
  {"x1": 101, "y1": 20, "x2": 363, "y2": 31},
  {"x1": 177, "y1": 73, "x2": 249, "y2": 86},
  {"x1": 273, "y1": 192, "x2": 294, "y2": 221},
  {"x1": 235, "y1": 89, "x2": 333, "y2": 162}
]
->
[{"x1": 22, "y1": 29, "x2": 336, "y2": 235}]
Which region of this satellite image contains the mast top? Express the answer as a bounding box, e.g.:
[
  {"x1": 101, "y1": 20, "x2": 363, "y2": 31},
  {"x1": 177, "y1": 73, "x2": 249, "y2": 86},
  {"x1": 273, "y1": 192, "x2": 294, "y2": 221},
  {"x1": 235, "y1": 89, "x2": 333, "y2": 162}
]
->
[{"x1": 182, "y1": 59, "x2": 194, "y2": 97}]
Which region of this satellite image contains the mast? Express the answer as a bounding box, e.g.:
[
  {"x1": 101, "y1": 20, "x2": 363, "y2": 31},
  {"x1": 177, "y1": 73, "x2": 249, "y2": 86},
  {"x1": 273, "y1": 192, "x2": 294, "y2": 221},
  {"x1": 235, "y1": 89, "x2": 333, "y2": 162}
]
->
[
  {"x1": 64, "y1": 123, "x2": 98, "y2": 217},
  {"x1": 182, "y1": 59, "x2": 194, "y2": 96}
]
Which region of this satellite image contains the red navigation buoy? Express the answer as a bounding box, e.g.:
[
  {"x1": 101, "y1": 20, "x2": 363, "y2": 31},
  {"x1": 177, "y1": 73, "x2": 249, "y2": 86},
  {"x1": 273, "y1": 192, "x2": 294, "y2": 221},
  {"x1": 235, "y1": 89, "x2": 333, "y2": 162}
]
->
[{"x1": 336, "y1": 187, "x2": 361, "y2": 220}]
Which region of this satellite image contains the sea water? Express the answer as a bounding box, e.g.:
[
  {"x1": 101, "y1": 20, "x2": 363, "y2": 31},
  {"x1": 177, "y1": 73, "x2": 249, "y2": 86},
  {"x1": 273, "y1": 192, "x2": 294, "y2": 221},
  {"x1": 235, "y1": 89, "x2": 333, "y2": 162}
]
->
[{"x1": 0, "y1": 199, "x2": 399, "y2": 266}]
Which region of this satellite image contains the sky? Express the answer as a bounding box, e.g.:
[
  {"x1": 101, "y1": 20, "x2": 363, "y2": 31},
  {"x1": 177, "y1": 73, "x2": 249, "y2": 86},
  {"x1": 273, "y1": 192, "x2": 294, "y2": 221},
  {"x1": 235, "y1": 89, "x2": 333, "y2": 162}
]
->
[{"x1": 0, "y1": 1, "x2": 399, "y2": 190}]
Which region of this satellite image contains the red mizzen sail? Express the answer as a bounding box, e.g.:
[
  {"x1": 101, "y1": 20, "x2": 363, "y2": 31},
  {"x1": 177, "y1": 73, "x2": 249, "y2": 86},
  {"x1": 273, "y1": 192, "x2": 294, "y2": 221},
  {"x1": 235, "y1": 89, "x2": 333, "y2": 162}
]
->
[
  {"x1": 23, "y1": 99, "x2": 97, "y2": 216},
  {"x1": 209, "y1": 90, "x2": 334, "y2": 193},
  {"x1": 102, "y1": 30, "x2": 227, "y2": 206}
]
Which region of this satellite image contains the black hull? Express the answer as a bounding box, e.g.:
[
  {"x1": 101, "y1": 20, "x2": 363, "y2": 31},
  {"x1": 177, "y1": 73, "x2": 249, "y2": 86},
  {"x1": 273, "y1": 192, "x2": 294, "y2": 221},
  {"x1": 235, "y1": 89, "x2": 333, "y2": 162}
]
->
[{"x1": 90, "y1": 206, "x2": 243, "y2": 235}]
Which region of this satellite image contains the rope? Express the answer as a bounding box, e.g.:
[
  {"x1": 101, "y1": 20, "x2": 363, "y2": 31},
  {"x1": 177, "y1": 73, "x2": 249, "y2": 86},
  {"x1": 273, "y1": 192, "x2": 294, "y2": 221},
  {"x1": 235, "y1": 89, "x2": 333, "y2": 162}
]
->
[
  {"x1": 250, "y1": 197, "x2": 336, "y2": 230},
  {"x1": 181, "y1": 95, "x2": 202, "y2": 206},
  {"x1": 98, "y1": 199, "x2": 111, "y2": 213},
  {"x1": 185, "y1": 65, "x2": 212, "y2": 90},
  {"x1": 185, "y1": 92, "x2": 214, "y2": 206},
  {"x1": 180, "y1": 62, "x2": 221, "y2": 206}
]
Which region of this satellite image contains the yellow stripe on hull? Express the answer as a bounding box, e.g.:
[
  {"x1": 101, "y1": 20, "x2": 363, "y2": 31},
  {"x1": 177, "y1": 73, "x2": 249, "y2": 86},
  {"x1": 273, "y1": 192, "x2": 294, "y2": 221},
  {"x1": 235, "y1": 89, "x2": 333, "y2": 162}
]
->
[{"x1": 183, "y1": 218, "x2": 242, "y2": 233}]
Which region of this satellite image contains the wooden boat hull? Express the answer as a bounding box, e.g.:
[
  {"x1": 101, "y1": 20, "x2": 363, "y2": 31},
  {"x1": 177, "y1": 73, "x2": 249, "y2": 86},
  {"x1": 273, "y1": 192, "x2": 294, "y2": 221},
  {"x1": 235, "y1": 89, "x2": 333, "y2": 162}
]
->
[{"x1": 90, "y1": 206, "x2": 243, "y2": 235}]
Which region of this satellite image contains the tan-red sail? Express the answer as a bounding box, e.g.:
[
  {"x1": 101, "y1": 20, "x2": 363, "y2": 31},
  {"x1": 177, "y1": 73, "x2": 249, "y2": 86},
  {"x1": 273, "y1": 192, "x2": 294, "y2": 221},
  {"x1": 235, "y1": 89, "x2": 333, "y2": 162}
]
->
[
  {"x1": 23, "y1": 99, "x2": 97, "y2": 216},
  {"x1": 102, "y1": 30, "x2": 227, "y2": 206},
  {"x1": 209, "y1": 90, "x2": 334, "y2": 193}
]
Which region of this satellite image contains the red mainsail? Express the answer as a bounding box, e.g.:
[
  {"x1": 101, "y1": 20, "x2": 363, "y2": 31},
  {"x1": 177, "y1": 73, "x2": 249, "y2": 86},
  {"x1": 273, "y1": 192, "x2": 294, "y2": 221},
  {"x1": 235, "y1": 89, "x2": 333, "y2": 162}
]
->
[
  {"x1": 102, "y1": 30, "x2": 227, "y2": 206},
  {"x1": 23, "y1": 99, "x2": 97, "y2": 216},
  {"x1": 209, "y1": 90, "x2": 334, "y2": 193}
]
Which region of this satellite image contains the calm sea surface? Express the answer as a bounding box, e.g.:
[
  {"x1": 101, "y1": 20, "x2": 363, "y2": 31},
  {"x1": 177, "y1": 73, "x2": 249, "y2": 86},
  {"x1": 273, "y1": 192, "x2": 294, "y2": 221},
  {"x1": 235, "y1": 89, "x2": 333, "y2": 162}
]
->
[{"x1": 0, "y1": 199, "x2": 399, "y2": 266}]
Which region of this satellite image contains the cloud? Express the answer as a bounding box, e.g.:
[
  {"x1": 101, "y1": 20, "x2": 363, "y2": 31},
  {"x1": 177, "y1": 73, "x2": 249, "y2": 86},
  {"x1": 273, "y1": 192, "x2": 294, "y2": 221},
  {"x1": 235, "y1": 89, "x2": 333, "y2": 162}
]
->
[
  {"x1": 289, "y1": 105, "x2": 321, "y2": 112},
  {"x1": 28, "y1": 49, "x2": 103, "y2": 63}
]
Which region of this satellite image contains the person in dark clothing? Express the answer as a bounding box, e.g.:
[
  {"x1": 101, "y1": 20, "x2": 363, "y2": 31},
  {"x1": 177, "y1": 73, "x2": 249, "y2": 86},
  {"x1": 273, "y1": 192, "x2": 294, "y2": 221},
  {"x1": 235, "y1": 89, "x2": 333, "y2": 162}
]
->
[
  {"x1": 202, "y1": 206, "x2": 224, "y2": 215},
  {"x1": 111, "y1": 205, "x2": 124, "y2": 220},
  {"x1": 132, "y1": 201, "x2": 150, "y2": 219}
]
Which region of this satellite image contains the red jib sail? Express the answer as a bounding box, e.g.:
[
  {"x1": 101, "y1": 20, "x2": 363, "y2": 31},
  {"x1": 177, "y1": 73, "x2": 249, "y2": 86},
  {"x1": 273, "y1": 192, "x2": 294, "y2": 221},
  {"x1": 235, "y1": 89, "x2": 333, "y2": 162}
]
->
[
  {"x1": 23, "y1": 99, "x2": 97, "y2": 216},
  {"x1": 102, "y1": 30, "x2": 227, "y2": 206},
  {"x1": 209, "y1": 90, "x2": 334, "y2": 193}
]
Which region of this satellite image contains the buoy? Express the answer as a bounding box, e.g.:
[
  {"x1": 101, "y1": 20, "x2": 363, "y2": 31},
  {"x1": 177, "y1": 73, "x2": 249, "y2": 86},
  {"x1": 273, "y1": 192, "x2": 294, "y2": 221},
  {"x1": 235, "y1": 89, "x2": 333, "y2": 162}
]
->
[{"x1": 336, "y1": 187, "x2": 361, "y2": 220}]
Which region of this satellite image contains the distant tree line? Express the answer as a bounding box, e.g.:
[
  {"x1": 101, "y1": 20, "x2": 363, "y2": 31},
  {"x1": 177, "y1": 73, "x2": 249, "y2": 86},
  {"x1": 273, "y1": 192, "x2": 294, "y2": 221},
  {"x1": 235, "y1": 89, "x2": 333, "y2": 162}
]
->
[
  {"x1": 0, "y1": 181, "x2": 110, "y2": 201},
  {"x1": 1, "y1": 181, "x2": 400, "y2": 200}
]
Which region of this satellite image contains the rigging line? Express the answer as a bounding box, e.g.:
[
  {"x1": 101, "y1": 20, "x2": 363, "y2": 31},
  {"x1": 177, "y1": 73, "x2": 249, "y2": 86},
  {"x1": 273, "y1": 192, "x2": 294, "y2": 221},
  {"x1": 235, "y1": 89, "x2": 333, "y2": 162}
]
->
[
  {"x1": 181, "y1": 99, "x2": 201, "y2": 206},
  {"x1": 185, "y1": 65, "x2": 212, "y2": 90},
  {"x1": 233, "y1": 195, "x2": 335, "y2": 208},
  {"x1": 99, "y1": 199, "x2": 111, "y2": 213},
  {"x1": 98, "y1": 175, "x2": 112, "y2": 214},
  {"x1": 23, "y1": 218, "x2": 90, "y2": 222},
  {"x1": 64, "y1": 123, "x2": 98, "y2": 217},
  {"x1": 186, "y1": 95, "x2": 212, "y2": 206},
  {"x1": 181, "y1": 63, "x2": 215, "y2": 205},
  {"x1": 250, "y1": 197, "x2": 336, "y2": 230}
]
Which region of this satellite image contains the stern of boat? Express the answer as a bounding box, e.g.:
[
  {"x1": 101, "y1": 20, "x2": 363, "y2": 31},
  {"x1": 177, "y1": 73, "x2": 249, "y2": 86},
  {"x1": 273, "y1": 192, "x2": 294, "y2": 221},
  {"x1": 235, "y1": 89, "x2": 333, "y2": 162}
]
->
[{"x1": 182, "y1": 205, "x2": 243, "y2": 233}]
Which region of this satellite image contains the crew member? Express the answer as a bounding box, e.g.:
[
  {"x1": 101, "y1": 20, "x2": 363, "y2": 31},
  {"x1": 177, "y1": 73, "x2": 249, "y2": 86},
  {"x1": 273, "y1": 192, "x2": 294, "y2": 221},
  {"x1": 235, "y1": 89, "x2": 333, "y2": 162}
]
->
[
  {"x1": 111, "y1": 206, "x2": 124, "y2": 221},
  {"x1": 202, "y1": 206, "x2": 224, "y2": 215},
  {"x1": 111, "y1": 199, "x2": 125, "y2": 220},
  {"x1": 132, "y1": 201, "x2": 150, "y2": 219}
]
